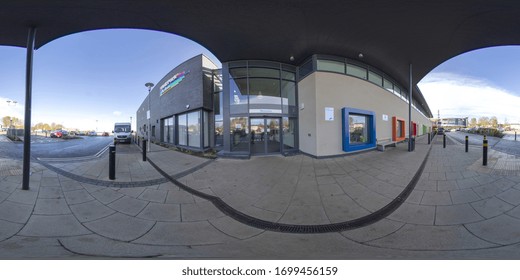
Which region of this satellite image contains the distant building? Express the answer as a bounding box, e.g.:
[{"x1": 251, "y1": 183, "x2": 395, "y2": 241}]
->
[{"x1": 431, "y1": 117, "x2": 468, "y2": 129}]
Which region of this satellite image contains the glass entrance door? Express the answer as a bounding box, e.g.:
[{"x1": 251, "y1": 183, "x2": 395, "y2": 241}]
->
[{"x1": 250, "y1": 118, "x2": 280, "y2": 154}]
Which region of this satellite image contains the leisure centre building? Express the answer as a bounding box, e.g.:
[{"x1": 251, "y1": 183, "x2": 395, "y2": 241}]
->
[{"x1": 136, "y1": 54, "x2": 432, "y2": 158}]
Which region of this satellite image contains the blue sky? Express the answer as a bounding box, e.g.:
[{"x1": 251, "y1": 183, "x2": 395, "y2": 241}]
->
[
  {"x1": 0, "y1": 29, "x2": 219, "y2": 132},
  {"x1": 1, "y1": 29, "x2": 519, "y2": 131}
]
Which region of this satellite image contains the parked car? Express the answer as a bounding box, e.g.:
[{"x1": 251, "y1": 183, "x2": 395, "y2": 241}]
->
[
  {"x1": 437, "y1": 128, "x2": 445, "y2": 135},
  {"x1": 50, "y1": 129, "x2": 68, "y2": 138},
  {"x1": 102, "y1": 132, "x2": 109, "y2": 136},
  {"x1": 88, "y1": 131, "x2": 97, "y2": 136}
]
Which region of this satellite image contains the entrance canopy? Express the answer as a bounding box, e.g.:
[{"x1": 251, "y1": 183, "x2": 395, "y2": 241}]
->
[{"x1": 2, "y1": 1, "x2": 520, "y2": 110}]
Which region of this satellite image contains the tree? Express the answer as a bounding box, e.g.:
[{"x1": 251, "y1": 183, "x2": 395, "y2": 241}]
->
[
  {"x1": 2, "y1": 116, "x2": 10, "y2": 128},
  {"x1": 490, "y1": 116, "x2": 498, "y2": 128},
  {"x1": 478, "y1": 116, "x2": 490, "y2": 127},
  {"x1": 469, "y1": 117, "x2": 477, "y2": 128}
]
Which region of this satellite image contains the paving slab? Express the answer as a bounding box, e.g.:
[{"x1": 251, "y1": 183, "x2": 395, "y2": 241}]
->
[
  {"x1": 209, "y1": 216, "x2": 265, "y2": 240},
  {"x1": 367, "y1": 224, "x2": 496, "y2": 250},
  {"x1": 34, "y1": 198, "x2": 71, "y2": 215},
  {"x1": 19, "y1": 214, "x2": 91, "y2": 237},
  {"x1": 90, "y1": 188, "x2": 125, "y2": 204},
  {"x1": 0, "y1": 219, "x2": 24, "y2": 241},
  {"x1": 279, "y1": 204, "x2": 330, "y2": 225},
  {"x1": 138, "y1": 188, "x2": 168, "y2": 203},
  {"x1": 0, "y1": 200, "x2": 33, "y2": 223},
  {"x1": 108, "y1": 195, "x2": 149, "y2": 216},
  {"x1": 133, "y1": 221, "x2": 233, "y2": 245},
  {"x1": 465, "y1": 214, "x2": 520, "y2": 245},
  {"x1": 471, "y1": 197, "x2": 515, "y2": 219},
  {"x1": 387, "y1": 202, "x2": 436, "y2": 225},
  {"x1": 7, "y1": 189, "x2": 38, "y2": 205},
  {"x1": 63, "y1": 189, "x2": 95, "y2": 205},
  {"x1": 449, "y1": 189, "x2": 481, "y2": 204},
  {"x1": 421, "y1": 191, "x2": 453, "y2": 206},
  {"x1": 70, "y1": 200, "x2": 116, "y2": 222},
  {"x1": 137, "y1": 202, "x2": 181, "y2": 222},
  {"x1": 434, "y1": 204, "x2": 484, "y2": 225},
  {"x1": 340, "y1": 218, "x2": 404, "y2": 243},
  {"x1": 83, "y1": 213, "x2": 155, "y2": 242}
]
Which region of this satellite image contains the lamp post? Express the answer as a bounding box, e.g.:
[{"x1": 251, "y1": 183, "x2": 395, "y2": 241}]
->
[
  {"x1": 145, "y1": 82, "x2": 154, "y2": 152},
  {"x1": 6, "y1": 100, "x2": 18, "y2": 136}
]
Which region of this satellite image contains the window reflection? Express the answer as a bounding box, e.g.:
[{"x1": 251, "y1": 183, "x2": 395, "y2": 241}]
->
[
  {"x1": 349, "y1": 114, "x2": 369, "y2": 144},
  {"x1": 230, "y1": 117, "x2": 249, "y2": 152}
]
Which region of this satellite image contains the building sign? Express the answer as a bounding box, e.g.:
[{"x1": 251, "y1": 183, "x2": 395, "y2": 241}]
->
[
  {"x1": 382, "y1": 114, "x2": 388, "y2": 121},
  {"x1": 160, "y1": 70, "x2": 190, "y2": 96}
]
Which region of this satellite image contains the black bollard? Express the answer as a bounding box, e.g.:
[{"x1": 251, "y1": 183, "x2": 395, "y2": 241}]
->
[
  {"x1": 465, "y1": 136, "x2": 468, "y2": 153},
  {"x1": 515, "y1": 131, "x2": 517, "y2": 141},
  {"x1": 142, "y1": 139, "x2": 147, "y2": 161},
  {"x1": 443, "y1": 134, "x2": 446, "y2": 148},
  {"x1": 109, "y1": 145, "x2": 116, "y2": 180},
  {"x1": 428, "y1": 132, "x2": 431, "y2": 144},
  {"x1": 412, "y1": 137, "x2": 415, "y2": 151},
  {"x1": 483, "y1": 139, "x2": 488, "y2": 166}
]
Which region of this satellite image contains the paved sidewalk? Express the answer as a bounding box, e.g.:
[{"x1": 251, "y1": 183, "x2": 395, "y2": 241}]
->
[{"x1": 1, "y1": 135, "x2": 520, "y2": 259}]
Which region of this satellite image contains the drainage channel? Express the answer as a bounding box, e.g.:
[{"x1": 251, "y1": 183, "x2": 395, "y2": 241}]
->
[
  {"x1": 35, "y1": 159, "x2": 169, "y2": 188},
  {"x1": 147, "y1": 143, "x2": 434, "y2": 234}
]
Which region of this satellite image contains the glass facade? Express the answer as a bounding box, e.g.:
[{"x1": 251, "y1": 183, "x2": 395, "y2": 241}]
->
[
  {"x1": 187, "y1": 111, "x2": 200, "y2": 148},
  {"x1": 162, "y1": 117, "x2": 174, "y2": 143},
  {"x1": 230, "y1": 117, "x2": 249, "y2": 152},
  {"x1": 226, "y1": 60, "x2": 298, "y2": 155}
]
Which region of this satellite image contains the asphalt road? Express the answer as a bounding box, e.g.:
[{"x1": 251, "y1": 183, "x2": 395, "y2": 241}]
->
[{"x1": 0, "y1": 135, "x2": 113, "y2": 159}]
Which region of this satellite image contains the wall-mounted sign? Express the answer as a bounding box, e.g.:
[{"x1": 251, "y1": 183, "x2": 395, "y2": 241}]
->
[
  {"x1": 325, "y1": 107, "x2": 334, "y2": 121},
  {"x1": 160, "y1": 70, "x2": 190, "y2": 96},
  {"x1": 382, "y1": 114, "x2": 388, "y2": 121}
]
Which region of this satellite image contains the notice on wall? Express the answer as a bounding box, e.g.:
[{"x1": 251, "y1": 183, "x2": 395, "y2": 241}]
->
[
  {"x1": 147, "y1": 110, "x2": 150, "y2": 120},
  {"x1": 325, "y1": 107, "x2": 334, "y2": 121},
  {"x1": 382, "y1": 114, "x2": 388, "y2": 121}
]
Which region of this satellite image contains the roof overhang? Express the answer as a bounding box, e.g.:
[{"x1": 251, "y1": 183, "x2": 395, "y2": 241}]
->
[{"x1": 3, "y1": 1, "x2": 520, "y2": 117}]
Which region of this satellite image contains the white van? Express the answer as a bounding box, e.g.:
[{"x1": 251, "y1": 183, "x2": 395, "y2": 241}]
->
[{"x1": 113, "y1": 122, "x2": 133, "y2": 144}]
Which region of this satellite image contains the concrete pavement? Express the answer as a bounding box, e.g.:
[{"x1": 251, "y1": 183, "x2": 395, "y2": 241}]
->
[{"x1": 1, "y1": 134, "x2": 520, "y2": 259}]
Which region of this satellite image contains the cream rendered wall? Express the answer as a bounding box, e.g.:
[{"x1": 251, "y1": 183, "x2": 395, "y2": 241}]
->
[
  {"x1": 297, "y1": 74, "x2": 318, "y2": 155},
  {"x1": 298, "y1": 72, "x2": 431, "y2": 157}
]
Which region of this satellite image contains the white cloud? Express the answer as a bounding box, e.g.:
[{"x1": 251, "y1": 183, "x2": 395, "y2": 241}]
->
[
  {"x1": 419, "y1": 72, "x2": 520, "y2": 123},
  {"x1": 113, "y1": 111, "x2": 122, "y2": 116}
]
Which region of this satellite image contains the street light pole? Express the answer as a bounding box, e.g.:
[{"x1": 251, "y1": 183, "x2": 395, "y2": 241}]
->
[{"x1": 145, "y1": 82, "x2": 154, "y2": 152}]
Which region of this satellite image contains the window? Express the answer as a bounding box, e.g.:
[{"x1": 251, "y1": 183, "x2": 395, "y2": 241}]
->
[
  {"x1": 187, "y1": 111, "x2": 200, "y2": 148},
  {"x1": 299, "y1": 59, "x2": 313, "y2": 78},
  {"x1": 162, "y1": 117, "x2": 174, "y2": 143},
  {"x1": 249, "y1": 78, "x2": 281, "y2": 113},
  {"x1": 230, "y1": 117, "x2": 249, "y2": 152},
  {"x1": 281, "y1": 80, "x2": 296, "y2": 115},
  {"x1": 342, "y1": 108, "x2": 376, "y2": 152},
  {"x1": 178, "y1": 114, "x2": 187, "y2": 146},
  {"x1": 248, "y1": 68, "x2": 279, "y2": 78},
  {"x1": 383, "y1": 78, "x2": 393, "y2": 92},
  {"x1": 282, "y1": 117, "x2": 297, "y2": 150},
  {"x1": 317, "y1": 60, "x2": 345, "y2": 74},
  {"x1": 229, "y1": 78, "x2": 248, "y2": 114},
  {"x1": 203, "y1": 111, "x2": 209, "y2": 147},
  {"x1": 368, "y1": 71, "x2": 383, "y2": 86},
  {"x1": 346, "y1": 63, "x2": 367, "y2": 80},
  {"x1": 349, "y1": 115, "x2": 369, "y2": 144}
]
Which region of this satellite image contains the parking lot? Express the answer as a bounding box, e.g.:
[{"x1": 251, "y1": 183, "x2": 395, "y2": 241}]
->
[{"x1": 0, "y1": 134, "x2": 114, "y2": 159}]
